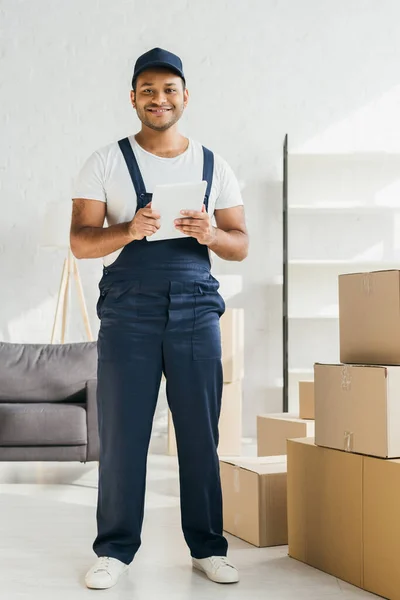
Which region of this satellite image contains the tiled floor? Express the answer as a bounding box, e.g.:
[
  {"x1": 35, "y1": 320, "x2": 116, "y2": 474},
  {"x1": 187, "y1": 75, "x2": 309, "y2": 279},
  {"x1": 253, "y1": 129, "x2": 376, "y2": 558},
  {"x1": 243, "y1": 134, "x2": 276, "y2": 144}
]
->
[{"x1": 0, "y1": 438, "x2": 378, "y2": 600}]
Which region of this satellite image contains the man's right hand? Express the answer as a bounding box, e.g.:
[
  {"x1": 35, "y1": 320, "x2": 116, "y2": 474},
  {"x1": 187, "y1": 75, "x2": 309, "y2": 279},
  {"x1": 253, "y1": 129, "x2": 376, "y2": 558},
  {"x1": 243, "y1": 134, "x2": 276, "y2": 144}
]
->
[{"x1": 128, "y1": 202, "x2": 161, "y2": 240}]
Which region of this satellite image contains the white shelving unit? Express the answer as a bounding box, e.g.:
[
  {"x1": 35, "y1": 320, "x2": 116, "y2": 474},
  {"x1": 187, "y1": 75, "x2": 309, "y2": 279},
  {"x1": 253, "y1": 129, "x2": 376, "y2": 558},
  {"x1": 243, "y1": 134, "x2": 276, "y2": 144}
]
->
[
  {"x1": 290, "y1": 205, "x2": 400, "y2": 215},
  {"x1": 286, "y1": 150, "x2": 400, "y2": 411}
]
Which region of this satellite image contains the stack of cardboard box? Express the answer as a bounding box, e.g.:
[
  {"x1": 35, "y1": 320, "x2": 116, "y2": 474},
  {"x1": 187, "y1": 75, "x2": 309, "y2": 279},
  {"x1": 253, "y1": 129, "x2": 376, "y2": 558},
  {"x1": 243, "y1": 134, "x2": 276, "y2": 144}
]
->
[
  {"x1": 218, "y1": 368, "x2": 317, "y2": 549},
  {"x1": 168, "y1": 308, "x2": 244, "y2": 456},
  {"x1": 288, "y1": 269, "x2": 400, "y2": 600},
  {"x1": 219, "y1": 363, "x2": 316, "y2": 549},
  {"x1": 256, "y1": 381, "x2": 315, "y2": 458}
]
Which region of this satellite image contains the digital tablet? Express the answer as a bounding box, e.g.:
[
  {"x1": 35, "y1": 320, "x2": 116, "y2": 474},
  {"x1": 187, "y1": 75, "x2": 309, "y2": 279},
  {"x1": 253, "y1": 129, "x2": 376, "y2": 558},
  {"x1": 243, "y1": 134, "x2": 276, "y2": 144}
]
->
[{"x1": 147, "y1": 180, "x2": 207, "y2": 242}]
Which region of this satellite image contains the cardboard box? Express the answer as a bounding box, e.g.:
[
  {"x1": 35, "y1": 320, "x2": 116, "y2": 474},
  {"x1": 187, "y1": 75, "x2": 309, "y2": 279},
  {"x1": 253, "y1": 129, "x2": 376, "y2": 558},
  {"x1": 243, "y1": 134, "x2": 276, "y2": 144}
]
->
[
  {"x1": 287, "y1": 438, "x2": 364, "y2": 589},
  {"x1": 364, "y1": 456, "x2": 400, "y2": 600},
  {"x1": 168, "y1": 380, "x2": 242, "y2": 456},
  {"x1": 339, "y1": 270, "x2": 400, "y2": 364},
  {"x1": 221, "y1": 308, "x2": 244, "y2": 382},
  {"x1": 220, "y1": 456, "x2": 287, "y2": 547},
  {"x1": 288, "y1": 438, "x2": 400, "y2": 599},
  {"x1": 287, "y1": 439, "x2": 400, "y2": 600},
  {"x1": 299, "y1": 381, "x2": 314, "y2": 419},
  {"x1": 257, "y1": 414, "x2": 315, "y2": 457},
  {"x1": 315, "y1": 363, "x2": 400, "y2": 458}
]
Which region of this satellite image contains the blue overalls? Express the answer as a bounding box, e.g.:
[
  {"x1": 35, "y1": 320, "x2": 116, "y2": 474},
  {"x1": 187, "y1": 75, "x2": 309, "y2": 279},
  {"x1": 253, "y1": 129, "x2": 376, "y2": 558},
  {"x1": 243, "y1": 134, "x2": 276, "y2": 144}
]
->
[{"x1": 93, "y1": 138, "x2": 228, "y2": 564}]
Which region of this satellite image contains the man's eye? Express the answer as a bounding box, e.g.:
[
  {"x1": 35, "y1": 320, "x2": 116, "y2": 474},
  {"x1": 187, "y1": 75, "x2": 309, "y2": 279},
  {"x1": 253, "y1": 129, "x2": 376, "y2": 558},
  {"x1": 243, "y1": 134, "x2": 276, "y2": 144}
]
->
[
  {"x1": 143, "y1": 89, "x2": 152, "y2": 94},
  {"x1": 166, "y1": 89, "x2": 176, "y2": 93}
]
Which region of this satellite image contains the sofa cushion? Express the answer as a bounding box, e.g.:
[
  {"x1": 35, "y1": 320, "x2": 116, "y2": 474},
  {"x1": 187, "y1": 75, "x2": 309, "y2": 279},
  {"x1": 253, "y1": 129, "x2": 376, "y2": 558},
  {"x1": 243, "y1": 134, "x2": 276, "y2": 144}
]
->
[
  {"x1": 0, "y1": 342, "x2": 97, "y2": 402},
  {"x1": 0, "y1": 403, "x2": 87, "y2": 446},
  {"x1": 0, "y1": 390, "x2": 87, "y2": 405}
]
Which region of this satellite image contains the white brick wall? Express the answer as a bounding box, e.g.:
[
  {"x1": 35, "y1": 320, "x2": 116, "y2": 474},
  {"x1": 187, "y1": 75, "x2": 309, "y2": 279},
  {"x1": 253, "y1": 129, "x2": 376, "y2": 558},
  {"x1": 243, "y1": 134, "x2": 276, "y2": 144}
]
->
[{"x1": 1, "y1": 0, "x2": 400, "y2": 435}]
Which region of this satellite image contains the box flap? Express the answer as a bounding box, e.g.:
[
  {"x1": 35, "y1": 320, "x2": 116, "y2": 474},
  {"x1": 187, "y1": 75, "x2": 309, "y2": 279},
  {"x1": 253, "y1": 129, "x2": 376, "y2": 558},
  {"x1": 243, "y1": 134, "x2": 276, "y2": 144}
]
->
[
  {"x1": 220, "y1": 456, "x2": 287, "y2": 475},
  {"x1": 258, "y1": 413, "x2": 314, "y2": 424},
  {"x1": 314, "y1": 362, "x2": 390, "y2": 371},
  {"x1": 287, "y1": 437, "x2": 315, "y2": 447}
]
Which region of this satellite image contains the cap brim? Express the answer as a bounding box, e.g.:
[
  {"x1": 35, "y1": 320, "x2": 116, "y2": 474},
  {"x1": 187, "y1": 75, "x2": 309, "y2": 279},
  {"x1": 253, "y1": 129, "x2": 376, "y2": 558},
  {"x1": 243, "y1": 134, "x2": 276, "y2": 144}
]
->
[{"x1": 133, "y1": 62, "x2": 185, "y2": 84}]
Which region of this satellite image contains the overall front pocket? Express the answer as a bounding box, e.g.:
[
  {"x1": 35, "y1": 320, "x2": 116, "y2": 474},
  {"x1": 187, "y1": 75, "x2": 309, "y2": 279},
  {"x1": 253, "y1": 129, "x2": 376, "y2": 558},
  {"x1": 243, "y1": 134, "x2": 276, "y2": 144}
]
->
[{"x1": 96, "y1": 280, "x2": 140, "y2": 320}]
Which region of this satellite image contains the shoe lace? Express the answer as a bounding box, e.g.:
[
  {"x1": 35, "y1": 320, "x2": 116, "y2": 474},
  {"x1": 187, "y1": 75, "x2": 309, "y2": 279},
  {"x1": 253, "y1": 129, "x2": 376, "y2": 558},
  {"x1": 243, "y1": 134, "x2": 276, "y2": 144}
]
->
[
  {"x1": 94, "y1": 556, "x2": 112, "y2": 573},
  {"x1": 209, "y1": 556, "x2": 235, "y2": 570}
]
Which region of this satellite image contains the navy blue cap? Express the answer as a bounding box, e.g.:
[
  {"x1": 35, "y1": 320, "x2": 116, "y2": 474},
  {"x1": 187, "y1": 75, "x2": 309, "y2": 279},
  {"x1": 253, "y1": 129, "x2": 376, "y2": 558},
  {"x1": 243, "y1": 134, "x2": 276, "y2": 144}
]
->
[{"x1": 132, "y1": 48, "x2": 185, "y2": 88}]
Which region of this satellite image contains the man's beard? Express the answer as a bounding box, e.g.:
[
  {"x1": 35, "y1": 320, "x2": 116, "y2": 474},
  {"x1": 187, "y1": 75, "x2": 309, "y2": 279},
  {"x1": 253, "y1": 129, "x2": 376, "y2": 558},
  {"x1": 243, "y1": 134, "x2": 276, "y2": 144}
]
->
[{"x1": 136, "y1": 104, "x2": 184, "y2": 131}]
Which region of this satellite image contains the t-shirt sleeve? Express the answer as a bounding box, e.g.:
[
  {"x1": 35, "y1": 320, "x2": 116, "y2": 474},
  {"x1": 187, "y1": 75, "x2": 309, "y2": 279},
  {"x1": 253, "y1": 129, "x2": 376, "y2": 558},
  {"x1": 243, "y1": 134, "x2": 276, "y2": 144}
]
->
[
  {"x1": 72, "y1": 151, "x2": 106, "y2": 202},
  {"x1": 214, "y1": 155, "x2": 244, "y2": 210}
]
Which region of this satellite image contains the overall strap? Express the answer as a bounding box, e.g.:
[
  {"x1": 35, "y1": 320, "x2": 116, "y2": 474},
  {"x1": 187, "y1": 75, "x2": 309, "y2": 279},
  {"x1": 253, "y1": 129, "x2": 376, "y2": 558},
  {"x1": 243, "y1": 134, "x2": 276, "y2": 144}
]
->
[
  {"x1": 118, "y1": 138, "x2": 147, "y2": 199},
  {"x1": 202, "y1": 146, "x2": 214, "y2": 211}
]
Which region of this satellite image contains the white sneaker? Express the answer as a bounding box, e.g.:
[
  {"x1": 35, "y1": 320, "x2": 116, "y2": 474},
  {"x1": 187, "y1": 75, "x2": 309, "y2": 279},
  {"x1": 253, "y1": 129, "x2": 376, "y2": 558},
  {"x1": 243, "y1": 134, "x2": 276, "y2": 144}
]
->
[
  {"x1": 192, "y1": 556, "x2": 239, "y2": 583},
  {"x1": 85, "y1": 556, "x2": 129, "y2": 589}
]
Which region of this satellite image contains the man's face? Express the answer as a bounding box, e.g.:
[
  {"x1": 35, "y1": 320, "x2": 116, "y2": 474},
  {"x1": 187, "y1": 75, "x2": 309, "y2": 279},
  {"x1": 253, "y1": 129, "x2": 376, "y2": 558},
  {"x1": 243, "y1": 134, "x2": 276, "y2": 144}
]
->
[{"x1": 131, "y1": 69, "x2": 188, "y2": 132}]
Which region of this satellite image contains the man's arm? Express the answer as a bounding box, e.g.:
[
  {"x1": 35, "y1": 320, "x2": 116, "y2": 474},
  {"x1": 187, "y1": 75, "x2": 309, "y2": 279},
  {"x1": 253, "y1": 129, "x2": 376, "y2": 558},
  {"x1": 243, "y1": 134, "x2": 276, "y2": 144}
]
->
[
  {"x1": 175, "y1": 205, "x2": 249, "y2": 262},
  {"x1": 208, "y1": 206, "x2": 248, "y2": 261},
  {"x1": 70, "y1": 198, "x2": 161, "y2": 259},
  {"x1": 70, "y1": 198, "x2": 133, "y2": 259}
]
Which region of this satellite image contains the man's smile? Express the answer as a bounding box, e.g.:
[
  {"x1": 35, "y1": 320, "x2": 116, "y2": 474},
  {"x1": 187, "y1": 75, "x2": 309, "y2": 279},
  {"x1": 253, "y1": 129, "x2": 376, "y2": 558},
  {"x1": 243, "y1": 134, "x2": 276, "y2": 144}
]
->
[{"x1": 146, "y1": 107, "x2": 172, "y2": 115}]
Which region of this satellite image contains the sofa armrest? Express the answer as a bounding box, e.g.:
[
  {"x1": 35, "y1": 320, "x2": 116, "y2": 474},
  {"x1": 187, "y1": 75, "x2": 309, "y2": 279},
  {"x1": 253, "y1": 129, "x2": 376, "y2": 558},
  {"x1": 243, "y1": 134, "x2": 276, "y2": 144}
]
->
[{"x1": 85, "y1": 379, "x2": 99, "y2": 461}]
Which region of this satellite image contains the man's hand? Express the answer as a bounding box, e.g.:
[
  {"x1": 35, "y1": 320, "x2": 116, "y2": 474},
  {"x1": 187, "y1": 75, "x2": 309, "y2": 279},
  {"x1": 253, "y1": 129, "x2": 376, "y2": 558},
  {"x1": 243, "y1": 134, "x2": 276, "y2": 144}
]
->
[
  {"x1": 174, "y1": 205, "x2": 216, "y2": 245},
  {"x1": 128, "y1": 202, "x2": 161, "y2": 241}
]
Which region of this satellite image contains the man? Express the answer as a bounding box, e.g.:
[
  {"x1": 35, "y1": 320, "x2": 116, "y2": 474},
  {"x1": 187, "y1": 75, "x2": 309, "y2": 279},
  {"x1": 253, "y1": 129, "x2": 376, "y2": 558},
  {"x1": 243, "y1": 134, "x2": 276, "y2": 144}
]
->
[{"x1": 70, "y1": 47, "x2": 248, "y2": 590}]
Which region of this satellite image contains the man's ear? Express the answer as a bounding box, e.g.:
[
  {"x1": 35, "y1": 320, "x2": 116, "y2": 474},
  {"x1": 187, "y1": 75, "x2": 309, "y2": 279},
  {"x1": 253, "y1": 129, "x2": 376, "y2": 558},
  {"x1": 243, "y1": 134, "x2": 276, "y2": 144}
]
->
[
  {"x1": 183, "y1": 88, "x2": 189, "y2": 109},
  {"x1": 130, "y1": 90, "x2": 136, "y2": 108}
]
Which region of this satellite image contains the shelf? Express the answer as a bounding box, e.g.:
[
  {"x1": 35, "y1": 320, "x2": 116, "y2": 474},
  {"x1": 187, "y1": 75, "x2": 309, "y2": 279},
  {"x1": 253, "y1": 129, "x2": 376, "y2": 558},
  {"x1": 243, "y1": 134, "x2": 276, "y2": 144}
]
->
[
  {"x1": 283, "y1": 144, "x2": 400, "y2": 412},
  {"x1": 289, "y1": 204, "x2": 400, "y2": 214},
  {"x1": 289, "y1": 152, "x2": 400, "y2": 160},
  {"x1": 289, "y1": 314, "x2": 339, "y2": 320},
  {"x1": 289, "y1": 259, "x2": 400, "y2": 267}
]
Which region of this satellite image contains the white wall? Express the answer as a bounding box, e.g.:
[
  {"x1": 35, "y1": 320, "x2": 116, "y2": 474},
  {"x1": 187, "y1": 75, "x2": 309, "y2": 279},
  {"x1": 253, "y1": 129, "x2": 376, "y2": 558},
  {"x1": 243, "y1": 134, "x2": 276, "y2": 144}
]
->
[{"x1": 2, "y1": 0, "x2": 400, "y2": 435}]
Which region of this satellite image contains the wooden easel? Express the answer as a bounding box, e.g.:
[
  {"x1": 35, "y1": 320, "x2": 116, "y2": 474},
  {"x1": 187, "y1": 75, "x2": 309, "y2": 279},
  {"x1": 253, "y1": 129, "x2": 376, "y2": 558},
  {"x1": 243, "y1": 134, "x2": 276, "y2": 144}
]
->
[{"x1": 51, "y1": 248, "x2": 93, "y2": 343}]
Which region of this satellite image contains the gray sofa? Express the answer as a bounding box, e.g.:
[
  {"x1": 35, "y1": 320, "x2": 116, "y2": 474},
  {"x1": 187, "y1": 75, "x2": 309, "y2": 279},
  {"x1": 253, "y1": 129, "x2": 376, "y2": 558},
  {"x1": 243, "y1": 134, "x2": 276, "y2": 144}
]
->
[{"x1": 0, "y1": 341, "x2": 99, "y2": 462}]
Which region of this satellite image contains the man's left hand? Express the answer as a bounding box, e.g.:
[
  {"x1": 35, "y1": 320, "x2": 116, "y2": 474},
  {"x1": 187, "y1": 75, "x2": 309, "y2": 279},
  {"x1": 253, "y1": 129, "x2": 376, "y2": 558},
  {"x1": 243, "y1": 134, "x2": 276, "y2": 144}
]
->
[{"x1": 174, "y1": 205, "x2": 217, "y2": 246}]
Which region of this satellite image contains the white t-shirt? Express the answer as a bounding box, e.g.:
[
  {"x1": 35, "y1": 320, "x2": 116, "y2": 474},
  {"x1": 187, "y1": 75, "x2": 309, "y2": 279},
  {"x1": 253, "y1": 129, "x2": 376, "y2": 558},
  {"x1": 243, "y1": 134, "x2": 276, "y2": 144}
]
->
[{"x1": 72, "y1": 135, "x2": 243, "y2": 266}]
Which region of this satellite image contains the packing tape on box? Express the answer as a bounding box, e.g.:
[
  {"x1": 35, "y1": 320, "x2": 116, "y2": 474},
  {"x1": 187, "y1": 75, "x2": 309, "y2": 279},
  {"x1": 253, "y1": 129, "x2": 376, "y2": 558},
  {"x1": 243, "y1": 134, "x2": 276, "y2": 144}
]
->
[
  {"x1": 344, "y1": 431, "x2": 354, "y2": 452},
  {"x1": 341, "y1": 365, "x2": 351, "y2": 391},
  {"x1": 362, "y1": 273, "x2": 372, "y2": 295},
  {"x1": 233, "y1": 468, "x2": 240, "y2": 493}
]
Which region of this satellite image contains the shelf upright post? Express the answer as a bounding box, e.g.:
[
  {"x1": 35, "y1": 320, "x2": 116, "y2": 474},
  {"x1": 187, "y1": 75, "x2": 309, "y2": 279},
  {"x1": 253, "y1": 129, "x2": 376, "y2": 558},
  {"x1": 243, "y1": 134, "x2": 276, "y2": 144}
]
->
[{"x1": 283, "y1": 134, "x2": 289, "y2": 412}]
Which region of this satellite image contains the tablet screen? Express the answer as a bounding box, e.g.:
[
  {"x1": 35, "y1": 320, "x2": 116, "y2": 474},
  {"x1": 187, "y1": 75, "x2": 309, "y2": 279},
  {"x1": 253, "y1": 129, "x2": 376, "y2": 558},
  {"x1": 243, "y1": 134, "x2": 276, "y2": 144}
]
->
[{"x1": 147, "y1": 180, "x2": 207, "y2": 242}]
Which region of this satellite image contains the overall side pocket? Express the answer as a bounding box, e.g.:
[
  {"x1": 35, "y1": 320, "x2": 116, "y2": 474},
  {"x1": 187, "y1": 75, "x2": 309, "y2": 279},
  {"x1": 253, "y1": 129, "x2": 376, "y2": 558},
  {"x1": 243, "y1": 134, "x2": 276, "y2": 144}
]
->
[{"x1": 192, "y1": 279, "x2": 225, "y2": 361}]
